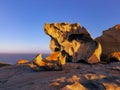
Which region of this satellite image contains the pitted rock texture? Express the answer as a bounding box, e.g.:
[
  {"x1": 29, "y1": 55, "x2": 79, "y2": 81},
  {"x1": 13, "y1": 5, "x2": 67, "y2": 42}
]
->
[
  {"x1": 44, "y1": 22, "x2": 90, "y2": 44},
  {"x1": 44, "y1": 22, "x2": 101, "y2": 64}
]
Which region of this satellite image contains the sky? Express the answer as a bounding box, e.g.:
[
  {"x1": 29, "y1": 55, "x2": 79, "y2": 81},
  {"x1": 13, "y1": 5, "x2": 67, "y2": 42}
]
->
[{"x1": 0, "y1": 0, "x2": 120, "y2": 54}]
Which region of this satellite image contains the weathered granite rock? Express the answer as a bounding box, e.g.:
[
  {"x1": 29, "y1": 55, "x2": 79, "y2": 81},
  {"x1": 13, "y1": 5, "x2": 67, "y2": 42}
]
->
[
  {"x1": 107, "y1": 52, "x2": 120, "y2": 62},
  {"x1": 44, "y1": 22, "x2": 102, "y2": 64},
  {"x1": 33, "y1": 53, "x2": 65, "y2": 71},
  {"x1": 96, "y1": 24, "x2": 120, "y2": 61},
  {"x1": 17, "y1": 59, "x2": 29, "y2": 64},
  {"x1": 103, "y1": 83, "x2": 120, "y2": 90},
  {"x1": 62, "y1": 82, "x2": 87, "y2": 90}
]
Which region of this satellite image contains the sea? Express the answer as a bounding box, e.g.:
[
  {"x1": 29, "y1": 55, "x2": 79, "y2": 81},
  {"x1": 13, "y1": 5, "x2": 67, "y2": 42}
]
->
[{"x1": 0, "y1": 53, "x2": 49, "y2": 64}]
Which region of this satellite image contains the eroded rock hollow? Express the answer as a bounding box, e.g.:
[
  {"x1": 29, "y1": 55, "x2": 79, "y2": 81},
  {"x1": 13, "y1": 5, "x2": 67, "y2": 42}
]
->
[{"x1": 44, "y1": 22, "x2": 102, "y2": 64}]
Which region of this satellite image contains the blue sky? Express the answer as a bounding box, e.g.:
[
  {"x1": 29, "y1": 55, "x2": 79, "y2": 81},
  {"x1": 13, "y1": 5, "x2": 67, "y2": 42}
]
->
[{"x1": 0, "y1": 0, "x2": 120, "y2": 53}]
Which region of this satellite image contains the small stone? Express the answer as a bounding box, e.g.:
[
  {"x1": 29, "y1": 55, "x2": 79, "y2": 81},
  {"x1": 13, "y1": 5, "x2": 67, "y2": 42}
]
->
[
  {"x1": 61, "y1": 82, "x2": 87, "y2": 90},
  {"x1": 17, "y1": 59, "x2": 29, "y2": 64},
  {"x1": 103, "y1": 83, "x2": 120, "y2": 90},
  {"x1": 49, "y1": 81, "x2": 60, "y2": 86}
]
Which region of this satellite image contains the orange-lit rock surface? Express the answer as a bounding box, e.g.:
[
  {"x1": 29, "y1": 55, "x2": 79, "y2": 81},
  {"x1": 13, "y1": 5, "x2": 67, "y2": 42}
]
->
[
  {"x1": 108, "y1": 52, "x2": 120, "y2": 62},
  {"x1": 44, "y1": 22, "x2": 102, "y2": 64},
  {"x1": 33, "y1": 52, "x2": 64, "y2": 66},
  {"x1": 32, "y1": 52, "x2": 65, "y2": 71},
  {"x1": 17, "y1": 59, "x2": 29, "y2": 64}
]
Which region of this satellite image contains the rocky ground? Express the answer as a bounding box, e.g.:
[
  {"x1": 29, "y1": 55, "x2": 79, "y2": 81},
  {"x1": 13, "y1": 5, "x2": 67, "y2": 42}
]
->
[
  {"x1": 0, "y1": 23, "x2": 120, "y2": 90},
  {"x1": 0, "y1": 62, "x2": 120, "y2": 90}
]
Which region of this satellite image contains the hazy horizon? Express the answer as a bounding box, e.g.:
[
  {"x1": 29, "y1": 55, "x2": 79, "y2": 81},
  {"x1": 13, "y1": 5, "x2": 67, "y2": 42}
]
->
[{"x1": 0, "y1": 0, "x2": 120, "y2": 53}]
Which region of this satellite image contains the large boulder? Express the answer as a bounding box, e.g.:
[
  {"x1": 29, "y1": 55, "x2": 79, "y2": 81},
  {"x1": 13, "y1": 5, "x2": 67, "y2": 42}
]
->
[
  {"x1": 44, "y1": 22, "x2": 102, "y2": 64},
  {"x1": 96, "y1": 24, "x2": 120, "y2": 61}
]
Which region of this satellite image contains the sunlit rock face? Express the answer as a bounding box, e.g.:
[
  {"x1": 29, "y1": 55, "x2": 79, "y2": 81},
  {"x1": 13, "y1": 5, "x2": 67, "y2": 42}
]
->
[
  {"x1": 17, "y1": 59, "x2": 29, "y2": 64},
  {"x1": 44, "y1": 22, "x2": 90, "y2": 44},
  {"x1": 96, "y1": 24, "x2": 120, "y2": 61},
  {"x1": 32, "y1": 53, "x2": 64, "y2": 71},
  {"x1": 44, "y1": 22, "x2": 102, "y2": 64},
  {"x1": 107, "y1": 52, "x2": 120, "y2": 62}
]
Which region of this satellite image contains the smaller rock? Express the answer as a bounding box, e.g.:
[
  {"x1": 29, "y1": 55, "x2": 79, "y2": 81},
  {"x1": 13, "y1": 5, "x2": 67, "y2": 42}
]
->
[
  {"x1": 28, "y1": 63, "x2": 41, "y2": 71},
  {"x1": 17, "y1": 59, "x2": 29, "y2": 64},
  {"x1": 33, "y1": 53, "x2": 64, "y2": 71},
  {"x1": 103, "y1": 83, "x2": 120, "y2": 90},
  {"x1": 67, "y1": 75, "x2": 80, "y2": 83},
  {"x1": 49, "y1": 81, "x2": 60, "y2": 87},
  {"x1": 45, "y1": 51, "x2": 66, "y2": 65},
  {"x1": 61, "y1": 82, "x2": 87, "y2": 90},
  {"x1": 33, "y1": 54, "x2": 46, "y2": 66},
  {"x1": 108, "y1": 52, "x2": 120, "y2": 62},
  {"x1": 52, "y1": 77, "x2": 66, "y2": 83},
  {"x1": 84, "y1": 74, "x2": 106, "y2": 80}
]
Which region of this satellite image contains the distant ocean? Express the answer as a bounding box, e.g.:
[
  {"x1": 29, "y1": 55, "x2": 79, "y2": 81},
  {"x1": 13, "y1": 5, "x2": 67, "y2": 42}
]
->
[{"x1": 0, "y1": 53, "x2": 49, "y2": 64}]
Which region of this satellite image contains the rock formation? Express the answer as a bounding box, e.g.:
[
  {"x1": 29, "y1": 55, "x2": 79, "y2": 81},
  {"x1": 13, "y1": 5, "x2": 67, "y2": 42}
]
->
[
  {"x1": 107, "y1": 52, "x2": 120, "y2": 62},
  {"x1": 17, "y1": 59, "x2": 29, "y2": 64},
  {"x1": 96, "y1": 24, "x2": 120, "y2": 62},
  {"x1": 0, "y1": 62, "x2": 11, "y2": 67},
  {"x1": 1, "y1": 23, "x2": 120, "y2": 90},
  {"x1": 33, "y1": 53, "x2": 64, "y2": 71},
  {"x1": 44, "y1": 22, "x2": 102, "y2": 64}
]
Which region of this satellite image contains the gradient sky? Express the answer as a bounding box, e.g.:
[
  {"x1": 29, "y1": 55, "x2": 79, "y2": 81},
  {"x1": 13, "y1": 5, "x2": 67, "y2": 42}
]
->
[{"x1": 0, "y1": 0, "x2": 120, "y2": 53}]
